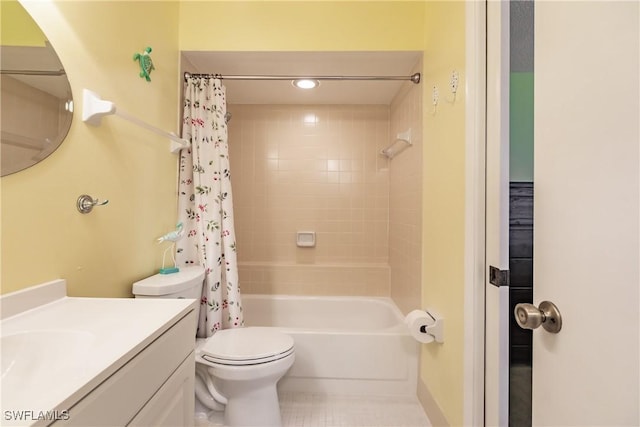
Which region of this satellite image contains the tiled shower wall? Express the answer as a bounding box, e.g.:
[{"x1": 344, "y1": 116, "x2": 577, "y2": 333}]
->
[
  {"x1": 228, "y1": 105, "x2": 392, "y2": 296},
  {"x1": 388, "y1": 78, "x2": 423, "y2": 315}
]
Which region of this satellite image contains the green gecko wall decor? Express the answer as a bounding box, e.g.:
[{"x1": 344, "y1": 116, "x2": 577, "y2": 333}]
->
[{"x1": 133, "y1": 46, "x2": 155, "y2": 82}]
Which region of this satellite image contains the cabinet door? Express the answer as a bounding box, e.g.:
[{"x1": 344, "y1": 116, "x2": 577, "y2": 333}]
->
[
  {"x1": 51, "y1": 314, "x2": 195, "y2": 427},
  {"x1": 128, "y1": 354, "x2": 195, "y2": 427}
]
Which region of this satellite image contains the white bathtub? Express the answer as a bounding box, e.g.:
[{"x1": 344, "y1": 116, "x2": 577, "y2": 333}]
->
[{"x1": 242, "y1": 295, "x2": 419, "y2": 396}]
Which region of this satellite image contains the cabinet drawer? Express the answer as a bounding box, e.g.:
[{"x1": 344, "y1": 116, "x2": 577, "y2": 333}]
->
[{"x1": 128, "y1": 353, "x2": 195, "y2": 427}]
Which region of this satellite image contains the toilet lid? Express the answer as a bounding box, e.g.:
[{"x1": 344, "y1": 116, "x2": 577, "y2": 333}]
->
[{"x1": 199, "y1": 327, "x2": 294, "y2": 366}]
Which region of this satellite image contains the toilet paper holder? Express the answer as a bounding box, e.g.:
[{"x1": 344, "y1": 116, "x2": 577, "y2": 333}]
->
[{"x1": 420, "y1": 310, "x2": 444, "y2": 343}]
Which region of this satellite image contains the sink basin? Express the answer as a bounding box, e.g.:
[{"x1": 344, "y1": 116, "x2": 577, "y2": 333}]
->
[{"x1": 1, "y1": 330, "x2": 96, "y2": 403}]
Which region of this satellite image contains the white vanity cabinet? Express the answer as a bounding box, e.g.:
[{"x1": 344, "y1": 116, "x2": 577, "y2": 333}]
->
[
  {"x1": 51, "y1": 311, "x2": 196, "y2": 427},
  {"x1": 0, "y1": 280, "x2": 198, "y2": 427}
]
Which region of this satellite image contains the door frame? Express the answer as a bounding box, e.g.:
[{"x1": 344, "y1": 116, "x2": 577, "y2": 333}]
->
[
  {"x1": 463, "y1": 0, "x2": 489, "y2": 425},
  {"x1": 463, "y1": 0, "x2": 514, "y2": 425}
]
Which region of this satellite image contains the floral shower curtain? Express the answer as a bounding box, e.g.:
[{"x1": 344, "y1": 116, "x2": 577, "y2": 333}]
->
[{"x1": 177, "y1": 77, "x2": 243, "y2": 337}]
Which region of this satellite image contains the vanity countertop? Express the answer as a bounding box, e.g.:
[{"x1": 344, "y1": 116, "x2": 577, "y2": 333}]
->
[{"x1": 0, "y1": 279, "x2": 197, "y2": 426}]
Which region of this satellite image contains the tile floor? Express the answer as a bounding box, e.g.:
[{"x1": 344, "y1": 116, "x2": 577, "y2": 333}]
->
[
  {"x1": 280, "y1": 392, "x2": 432, "y2": 427},
  {"x1": 196, "y1": 392, "x2": 432, "y2": 427}
]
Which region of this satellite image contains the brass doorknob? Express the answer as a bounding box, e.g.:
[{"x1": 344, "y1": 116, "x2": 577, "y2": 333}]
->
[{"x1": 514, "y1": 301, "x2": 562, "y2": 334}]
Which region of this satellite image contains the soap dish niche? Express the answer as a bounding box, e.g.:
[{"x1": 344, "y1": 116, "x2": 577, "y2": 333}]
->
[{"x1": 296, "y1": 231, "x2": 316, "y2": 248}]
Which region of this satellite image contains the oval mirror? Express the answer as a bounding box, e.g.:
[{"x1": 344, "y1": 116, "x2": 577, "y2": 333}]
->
[{"x1": 0, "y1": 1, "x2": 73, "y2": 177}]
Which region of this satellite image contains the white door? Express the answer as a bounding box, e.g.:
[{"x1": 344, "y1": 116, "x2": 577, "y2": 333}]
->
[{"x1": 531, "y1": 1, "x2": 639, "y2": 425}]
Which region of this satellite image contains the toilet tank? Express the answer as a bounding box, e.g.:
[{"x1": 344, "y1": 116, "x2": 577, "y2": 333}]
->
[{"x1": 132, "y1": 266, "x2": 205, "y2": 300}]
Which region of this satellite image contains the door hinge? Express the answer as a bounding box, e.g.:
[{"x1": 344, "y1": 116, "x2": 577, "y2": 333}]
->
[{"x1": 489, "y1": 266, "x2": 510, "y2": 287}]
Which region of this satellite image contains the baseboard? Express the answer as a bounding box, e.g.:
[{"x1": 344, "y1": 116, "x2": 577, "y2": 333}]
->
[{"x1": 417, "y1": 377, "x2": 449, "y2": 427}]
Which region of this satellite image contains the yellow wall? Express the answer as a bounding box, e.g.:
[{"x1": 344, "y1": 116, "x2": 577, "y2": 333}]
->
[
  {"x1": 421, "y1": 1, "x2": 467, "y2": 426},
  {"x1": 0, "y1": 0, "x2": 46, "y2": 46},
  {"x1": 179, "y1": 1, "x2": 424, "y2": 51},
  {"x1": 1, "y1": 1, "x2": 181, "y2": 297}
]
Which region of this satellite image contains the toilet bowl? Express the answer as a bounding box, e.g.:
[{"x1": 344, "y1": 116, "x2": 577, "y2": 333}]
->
[
  {"x1": 132, "y1": 267, "x2": 294, "y2": 427},
  {"x1": 197, "y1": 327, "x2": 294, "y2": 426}
]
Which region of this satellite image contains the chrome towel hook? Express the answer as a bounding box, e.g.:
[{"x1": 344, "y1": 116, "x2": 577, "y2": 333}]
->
[{"x1": 77, "y1": 194, "x2": 109, "y2": 214}]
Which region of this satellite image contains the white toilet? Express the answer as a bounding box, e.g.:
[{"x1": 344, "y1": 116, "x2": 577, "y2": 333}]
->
[{"x1": 132, "y1": 266, "x2": 294, "y2": 427}]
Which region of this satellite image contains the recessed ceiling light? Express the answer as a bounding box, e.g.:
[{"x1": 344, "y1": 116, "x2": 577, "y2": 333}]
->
[{"x1": 292, "y1": 79, "x2": 319, "y2": 89}]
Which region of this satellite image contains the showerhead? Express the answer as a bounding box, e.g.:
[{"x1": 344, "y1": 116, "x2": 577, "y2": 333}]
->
[{"x1": 224, "y1": 112, "x2": 232, "y2": 124}]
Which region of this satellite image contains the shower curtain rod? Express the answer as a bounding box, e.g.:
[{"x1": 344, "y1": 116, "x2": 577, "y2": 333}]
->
[
  {"x1": 184, "y1": 72, "x2": 421, "y2": 84},
  {"x1": 1, "y1": 69, "x2": 66, "y2": 76}
]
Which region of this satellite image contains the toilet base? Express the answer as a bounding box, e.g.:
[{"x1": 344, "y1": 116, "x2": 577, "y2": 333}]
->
[
  {"x1": 224, "y1": 383, "x2": 282, "y2": 427},
  {"x1": 199, "y1": 353, "x2": 294, "y2": 427}
]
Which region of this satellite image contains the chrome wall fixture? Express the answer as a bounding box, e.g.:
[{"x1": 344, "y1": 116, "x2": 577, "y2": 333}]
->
[{"x1": 77, "y1": 194, "x2": 109, "y2": 214}]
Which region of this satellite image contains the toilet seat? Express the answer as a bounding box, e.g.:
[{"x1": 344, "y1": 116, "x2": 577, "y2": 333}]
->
[{"x1": 199, "y1": 327, "x2": 294, "y2": 366}]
